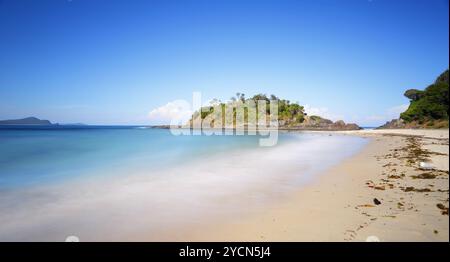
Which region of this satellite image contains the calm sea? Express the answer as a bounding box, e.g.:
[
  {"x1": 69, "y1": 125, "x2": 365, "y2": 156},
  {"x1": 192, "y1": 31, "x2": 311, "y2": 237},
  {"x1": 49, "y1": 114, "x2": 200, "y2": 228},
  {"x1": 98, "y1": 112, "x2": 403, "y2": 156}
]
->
[
  {"x1": 0, "y1": 125, "x2": 369, "y2": 240},
  {"x1": 0, "y1": 125, "x2": 304, "y2": 188}
]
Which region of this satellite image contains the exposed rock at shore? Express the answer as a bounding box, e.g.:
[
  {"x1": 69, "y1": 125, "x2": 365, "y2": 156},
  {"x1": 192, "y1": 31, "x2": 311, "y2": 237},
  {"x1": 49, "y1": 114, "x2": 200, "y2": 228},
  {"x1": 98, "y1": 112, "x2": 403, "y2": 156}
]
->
[
  {"x1": 154, "y1": 116, "x2": 362, "y2": 131},
  {"x1": 377, "y1": 119, "x2": 407, "y2": 129},
  {"x1": 281, "y1": 116, "x2": 361, "y2": 131},
  {"x1": 377, "y1": 118, "x2": 449, "y2": 129}
]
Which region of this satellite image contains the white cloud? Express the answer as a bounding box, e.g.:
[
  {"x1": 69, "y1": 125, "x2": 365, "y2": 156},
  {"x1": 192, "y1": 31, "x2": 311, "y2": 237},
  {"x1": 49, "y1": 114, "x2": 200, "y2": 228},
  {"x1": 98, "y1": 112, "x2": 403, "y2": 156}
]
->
[
  {"x1": 387, "y1": 104, "x2": 409, "y2": 116},
  {"x1": 361, "y1": 104, "x2": 409, "y2": 126},
  {"x1": 148, "y1": 100, "x2": 193, "y2": 125},
  {"x1": 303, "y1": 104, "x2": 344, "y2": 121},
  {"x1": 304, "y1": 104, "x2": 410, "y2": 127}
]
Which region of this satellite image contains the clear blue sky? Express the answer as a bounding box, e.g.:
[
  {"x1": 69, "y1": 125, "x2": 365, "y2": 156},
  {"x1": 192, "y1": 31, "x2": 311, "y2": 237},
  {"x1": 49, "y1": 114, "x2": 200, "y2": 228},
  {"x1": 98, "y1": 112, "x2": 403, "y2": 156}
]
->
[{"x1": 0, "y1": 0, "x2": 448, "y2": 126}]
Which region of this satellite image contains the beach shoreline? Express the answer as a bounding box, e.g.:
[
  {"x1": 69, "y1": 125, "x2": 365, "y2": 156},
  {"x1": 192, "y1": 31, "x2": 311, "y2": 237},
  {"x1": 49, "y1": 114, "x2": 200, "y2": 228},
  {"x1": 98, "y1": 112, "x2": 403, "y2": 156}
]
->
[
  {"x1": 183, "y1": 129, "x2": 449, "y2": 242},
  {"x1": 0, "y1": 128, "x2": 447, "y2": 242},
  {"x1": 0, "y1": 130, "x2": 367, "y2": 241}
]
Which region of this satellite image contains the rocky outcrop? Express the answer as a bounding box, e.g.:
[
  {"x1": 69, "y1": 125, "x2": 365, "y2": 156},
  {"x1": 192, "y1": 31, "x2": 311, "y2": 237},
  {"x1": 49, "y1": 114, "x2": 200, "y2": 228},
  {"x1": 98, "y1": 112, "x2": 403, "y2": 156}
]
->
[
  {"x1": 281, "y1": 116, "x2": 361, "y2": 131},
  {"x1": 377, "y1": 119, "x2": 407, "y2": 129},
  {"x1": 331, "y1": 120, "x2": 361, "y2": 130},
  {"x1": 377, "y1": 118, "x2": 449, "y2": 129},
  {"x1": 186, "y1": 93, "x2": 362, "y2": 131}
]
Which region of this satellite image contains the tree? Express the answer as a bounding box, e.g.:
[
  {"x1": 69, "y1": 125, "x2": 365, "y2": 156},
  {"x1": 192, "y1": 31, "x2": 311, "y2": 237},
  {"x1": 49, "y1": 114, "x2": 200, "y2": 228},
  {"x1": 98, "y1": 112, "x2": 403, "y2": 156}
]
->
[
  {"x1": 404, "y1": 89, "x2": 423, "y2": 101},
  {"x1": 240, "y1": 93, "x2": 245, "y2": 102},
  {"x1": 190, "y1": 93, "x2": 308, "y2": 127}
]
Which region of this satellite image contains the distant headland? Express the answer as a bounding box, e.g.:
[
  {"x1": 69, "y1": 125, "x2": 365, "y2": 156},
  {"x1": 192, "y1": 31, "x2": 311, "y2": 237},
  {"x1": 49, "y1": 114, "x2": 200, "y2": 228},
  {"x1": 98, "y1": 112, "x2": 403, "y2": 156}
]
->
[{"x1": 0, "y1": 117, "x2": 53, "y2": 125}]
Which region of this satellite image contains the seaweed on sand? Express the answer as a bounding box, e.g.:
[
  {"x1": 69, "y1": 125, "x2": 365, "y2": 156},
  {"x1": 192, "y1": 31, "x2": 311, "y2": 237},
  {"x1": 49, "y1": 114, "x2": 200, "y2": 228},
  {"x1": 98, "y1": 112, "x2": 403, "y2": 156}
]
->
[{"x1": 402, "y1": 186, "x2": 433, "y2": 193}]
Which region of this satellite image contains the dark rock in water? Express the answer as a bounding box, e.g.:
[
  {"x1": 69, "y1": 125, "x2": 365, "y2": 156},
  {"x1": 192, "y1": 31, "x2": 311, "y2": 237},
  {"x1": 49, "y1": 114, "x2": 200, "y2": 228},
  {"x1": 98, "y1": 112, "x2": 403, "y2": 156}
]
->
[
  {"x1": 373, "y1": 198, "x2": 382, "y2": 205},
  {"x1": 0, "y1": 117, "x2": 52, "y2": 125}
]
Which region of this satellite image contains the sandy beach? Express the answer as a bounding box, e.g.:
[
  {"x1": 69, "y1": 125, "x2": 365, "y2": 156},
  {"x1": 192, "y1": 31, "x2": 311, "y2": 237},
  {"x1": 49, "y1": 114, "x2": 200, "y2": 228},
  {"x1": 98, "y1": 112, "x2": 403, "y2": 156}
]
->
[
  {"x1": 0, "y1": 129, "x2": 447, "y2": 242},
  {"x1": 186, "y1": 129, "x2": 449, "y2": 242}
]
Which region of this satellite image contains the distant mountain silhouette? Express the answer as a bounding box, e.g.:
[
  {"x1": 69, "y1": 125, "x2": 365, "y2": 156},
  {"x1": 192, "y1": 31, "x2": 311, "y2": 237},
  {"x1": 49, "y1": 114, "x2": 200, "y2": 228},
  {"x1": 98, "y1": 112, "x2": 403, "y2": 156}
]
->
[{"x1": 0, "y1": 117, "x2": 52, "y2": 125}]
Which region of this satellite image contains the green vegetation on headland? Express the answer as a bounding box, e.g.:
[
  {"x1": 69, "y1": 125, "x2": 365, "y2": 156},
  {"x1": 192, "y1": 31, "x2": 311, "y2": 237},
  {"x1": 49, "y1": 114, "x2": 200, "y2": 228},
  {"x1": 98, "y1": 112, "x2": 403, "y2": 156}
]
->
[
  {"x1": 400, "y1": 70, "x2": 449, "y2": 127},
  {"x1": 380, "y1": 70, "x2": 449, "y2": 129},
  {"x1": 189, "y1": 93, "x2": 360, "y2": 130}
]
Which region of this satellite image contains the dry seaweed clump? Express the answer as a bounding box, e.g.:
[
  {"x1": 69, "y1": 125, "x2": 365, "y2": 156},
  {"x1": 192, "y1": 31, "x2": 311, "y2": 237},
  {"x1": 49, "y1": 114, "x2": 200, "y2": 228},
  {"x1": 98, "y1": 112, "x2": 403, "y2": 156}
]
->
[
  {"x1": 402, "y1": 187, "x2": 433, "y2": 193},
  {"x1": 436, "y1": 203, "x2": 449, "y2": 216},
  {"x1": 411, "y1": 172, "x2": 437, "y2": 179},
  {"x1": 401, "y1": 137, "x2": 432, "y2": 164},
  {"x1": 388, "y1": 174, "x2": 405, "y2": 179}
]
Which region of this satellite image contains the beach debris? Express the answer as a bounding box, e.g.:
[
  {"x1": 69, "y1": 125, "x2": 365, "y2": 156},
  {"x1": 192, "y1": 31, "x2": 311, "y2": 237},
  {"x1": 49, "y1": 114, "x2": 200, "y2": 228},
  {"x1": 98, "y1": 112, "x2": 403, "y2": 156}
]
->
[
  {"x1": 419, "y1": 162, "x2": 434, "y2": 170},
  {"x1": 436, "y1": 203, "x2": 449, "y2": 215},
  {"x1": 399, "y1": 137, "x2": 444, "y2": 166},
  {"x1": 367, "y1": 181, "x2": 387, "y2": 190},
  {"x1": 434, "y1": 230, "x2": 439, "y2": 234},
  {"x1": 356, "y1": 204, "x2": 376, "y2": 208},
  {"x1": 366, "y1": 236, "x2": 380, "y2": 242},
  {"x1": 411, "y1": 172, "x2": 437, "y2": 179},
  {"x1": 366, "y1": 180, "x2": 375, "y2": 188},
  {"x1": 373, "y1": 198, "x2": 382, "y2": 205},
  {"x1": 382, "y1": 163, "x2": 397, "y2": 167},
  {"x1": 388, "y1": 174, "x2": 404, "y2": 179},
  {"x1": 402, "y1": 187, "x2": 433, "y2": 193},
  {"x1": 344, "y1": 230, "x2": 357, "y2": 241}
]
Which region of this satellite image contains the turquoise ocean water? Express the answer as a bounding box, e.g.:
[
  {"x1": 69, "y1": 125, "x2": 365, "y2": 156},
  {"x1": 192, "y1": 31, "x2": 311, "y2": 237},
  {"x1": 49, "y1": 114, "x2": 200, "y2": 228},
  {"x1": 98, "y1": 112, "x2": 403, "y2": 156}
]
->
[
  {"x1": 0, "y1": 125, "x2": 370, "y2": 241},
  {"x1": 0, "y1": 126, "x2": 304, "y2": 188}
]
